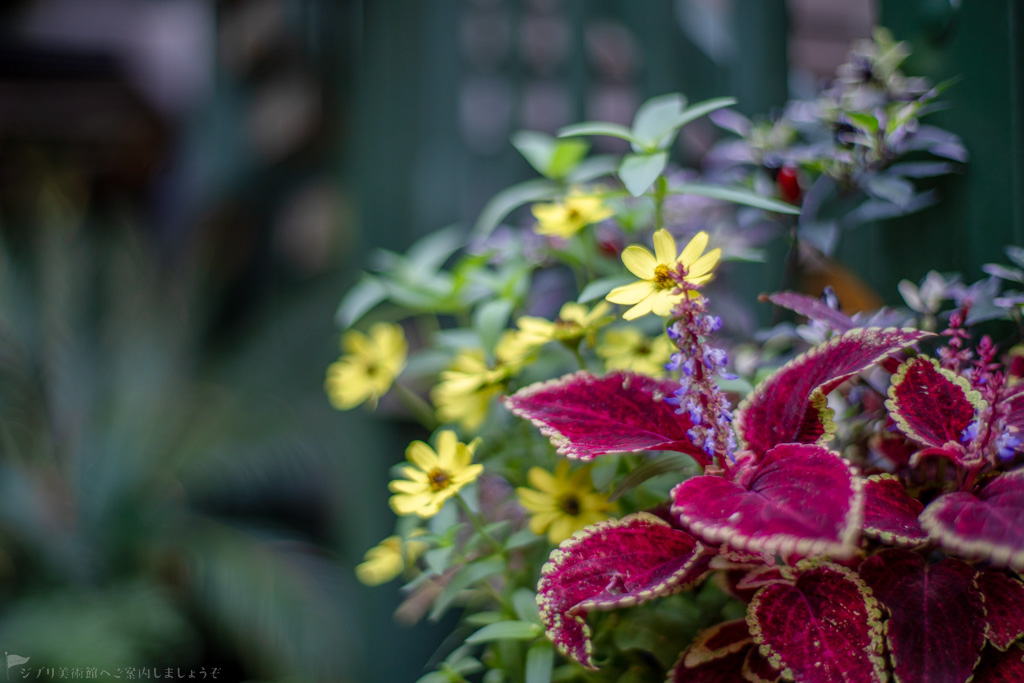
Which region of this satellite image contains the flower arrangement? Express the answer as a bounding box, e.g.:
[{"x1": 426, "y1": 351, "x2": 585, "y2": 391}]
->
[{"x1": 330, "y1": 30, "x2": 1024, "y2": 683}]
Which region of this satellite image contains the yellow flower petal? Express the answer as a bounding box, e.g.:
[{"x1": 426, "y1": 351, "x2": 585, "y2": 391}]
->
[
  {"x1": 622, "y1": 296, "x2": 656, "y2": 321},
  {"x1": 621, "y1": 246, "x2": 657, "y2": 279},
  {"x1": 650, "y1": 288, "x2": 683, "y2": 317},
  {"x1": 548, "y1": 516, "x2": 577, "y2": 545},
  {"x1": 686, "y1": 248, "x2": 721, "y2": 279},
  {"x1": 652, "y1": 229, "x2": 677, "y2": 265},
  {"x1": 406, "y1": 441, "x2": 439, "y2": 472},
  {"x1": 607, "y1": 281, "x2": 656, "y2": 305},
  {"x1": 678, "y1": 231, "x2": 709, "y2": 267},
  {"x1": 526, "y1": 466, "x2": 560, "y2": 494}
]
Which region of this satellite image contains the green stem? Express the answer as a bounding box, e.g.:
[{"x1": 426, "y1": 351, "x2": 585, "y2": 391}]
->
[
  {"x1": 578, "y1": 229, "x2": 595, "y2": 282},
  {"x1": 393, "y1": 381, "x2": 439, "y2": 431},
  {"x1": 653, "y1": 175, "x2": 668, "y2": 228},
  {"x1": 456, "y1": 492, "x2": 505, "y2": 556},
  {"x1": 570, "y1": 344, "x2": 587, "y2": 371}
]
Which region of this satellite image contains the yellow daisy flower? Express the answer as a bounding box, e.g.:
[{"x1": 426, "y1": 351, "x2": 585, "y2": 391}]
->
[
  {"x1": 516, "y1": 461, "x2": 616, "y2": 544},
  {"x1": 325, "y1": 322, "x2": 407, "y2": 410},
  {"x1": 431, "y1": 331, "x2": 527, "y2": 430},
  {"x1": 605, "y1": 230, "x2": 721, "y2": 320},
  {"x1": 355, "y1": 534, "x2": 429, "y2": 586},
  {"x1": 596, "y1": 327, "x2": 676, "y2": 377},
  {"x1": 516, "y1": 301, "x2": 613, "y2": 351},
  {"x1": 389, "y1": 431, "x2": 484, "y2": 518},
  {"x1": 532, "y1": 190, "x2": 614, "y2": 239}
]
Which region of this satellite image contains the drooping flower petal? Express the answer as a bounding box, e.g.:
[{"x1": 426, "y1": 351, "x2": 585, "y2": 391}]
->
[
  {"x1": 734, "y1": 327, "x2": 931, "y2": 458},
  {"x1": 748, "y1": 560, "x2": 886, "y2": 683},
  {"x1": 536, "y1": 512, "x2": 708, "y2": 669},
  {"x1": 621, "y1": 245, "x2": 658, "y2": 279},
  {"x1": 504, "y1": 370, "x2": 708, "y2": 465},
  {"x1": 671, "y1": 443, "x2": 864, "y2": 560},
  {"x1": 859, "y1": 549, "x2": 984, "y2": 683}
]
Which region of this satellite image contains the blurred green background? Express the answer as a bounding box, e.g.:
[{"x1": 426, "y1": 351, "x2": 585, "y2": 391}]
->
[{"x1": 0, "y1": 1, "x2": 1019, "y2": 681}]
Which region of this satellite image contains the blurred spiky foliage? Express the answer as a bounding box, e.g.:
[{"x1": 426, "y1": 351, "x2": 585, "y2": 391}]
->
[{"x1": 0, "y1": 181, "x2": 370, "y2": 682}]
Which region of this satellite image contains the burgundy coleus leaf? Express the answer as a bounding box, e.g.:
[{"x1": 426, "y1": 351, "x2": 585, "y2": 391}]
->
[
  {"x1": 735, "y1": 327, "x2": 930, "y2": 458},
  {"x1": 669, "y1": 619, "x2": 752, "y2": 683},
  {"x1": 536, "y1": 512, "x2": 708, "y2": 669},
  {"x1": 862, "y1": 474, "x2": 928, "y2": 547},
  {"x1": 975, "y1": 570, "x2": 1024, "y2": 650},
  {"x1": 503, "y1": 370, "x2": 708, "y2": 465},
  {"x1": 1000, "y1": 384, "x2": 1024, "y2": 430},
  {"x1": 736, "y1": 566, "x2": 791, "y2": 592},
  {"x1": 859, "y1": 549, "x2": 984, "y2": 683},
  {"x1": 972, "y1": 645, "x2": 1024, "y2": 682},
  {"x1": 747, "y1": 560, "x2": 887, "y2": 683},
  {"x1": 671, "y1": 443, "x2": 864, "y2": 560},
  {"x1": 762, "y1": 291, "x2": 856, "y2": 333},
  {"x1": 919, "y1": 468, "x2": 1024, "y2": 571},
  {"x1": 744, "y1": 647, "x2": 783, "y2": 683},
  {"x1": 885, "y1": 357, "x2": 985, "y2": 464}
]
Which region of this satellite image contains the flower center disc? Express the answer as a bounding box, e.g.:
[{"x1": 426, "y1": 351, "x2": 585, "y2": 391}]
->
[
  {"x1": 558, "y1": 494, "x2": 581, "y2": 516},
  {"x1": 428, "y1": 468, "x2": 451, "y2": 492},
  {"x1": 653, "y1": 264, "x2": 677, "y2": 289}
]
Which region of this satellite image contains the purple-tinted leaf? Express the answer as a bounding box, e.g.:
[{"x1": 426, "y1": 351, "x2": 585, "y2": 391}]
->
[
  {"x1": 683, "y1": 619, "x2": 752, "y2": 666},
  {"x1": 859, "y1": 549, "x2": 984, "y2": 683},
  {"x1": 862, "y1": 474, "x2": 928, "y2": 547},
  {"x1": 975, "y1": 570, "x2": 1024, "y2": 651},
  {"x1": 536, "y1": 512, "x2": 708, "y2": 669},
  {"x1": 669, "y1": 648, "x2": 748, "y2": 682},
  {"x1": 504, "y1": 371, "x2": 708, "y2": 465},
  {"x1": 735, "y1": 328, "x2": 930, "y2": 457},
  {"x1": 736, "y1": 566, "x2": 791, "y2": 592},
  {"x1": 744, "y1": 647, "x2": 782, "y2": 683},
  {"x1": 762, "y1": 291, "x2": 855, "y2": 333},
  {"x1": 919, "y1": 469, "x2": 1024, "y2": 571},
  {"x1": 972, "y1": 645, "x2": 1024, "y2": 682},
  {"x1": 886, "y1": 357, "x2": 984, "y2": 458},
  {"x1": 670, "y1": 619, "x2": 751, "y2": 683},
  {"x1": 1000, "y1": 386, "x2": 1024, "y2": 434},
  {"x1": 748, "y1": 561, "x2": 886, "y2": 683},
  {"x1": 671, "y1": 443, "x2": 863, "y2": 560}
]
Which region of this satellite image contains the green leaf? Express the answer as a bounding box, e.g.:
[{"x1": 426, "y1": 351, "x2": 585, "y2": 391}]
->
[
  {"x1": 665, "y1": 97, "x2": 738, "y2": 139},
  {"x1": 472, "y1": 179, "x2": 560, "y2": 239},
  {"x1": 464, "y1": 611, "x2": 504, "y2": 627},
  {"x1": 671, "y1": 183, "x2": 801, "y2": 214},
  {"x1": 631, "y1": 93, "x2": 687, "y2": 149},
  {"x1": 567, "y1": 154, "x2": 619, "y2": 183},
  {"x1": 557, "y1": 122, "x2": 635, "y2": 143},
  {"x1": 609, "y1": 453, "x2": 698, "y2": 502},
  {"x1": 525, "y1": 641, "x2": 555, "y2": 683},
  {"x1": 513, "y1": 588, "x2": 541, "y2": 624},
  {"x1": 845, "y1": 111, "x2": 880, "y2": 134},
  {"x1": 405, "y1": 225, "x2": 465, "y2": 278},
  {"x1": 618, "y1": 152, "x2": 668, "y2": 197},
  {"x1": 414, "y1": 673, "x2": 449, "y2": 683},
  {"x1": 474, "y1": 299, "x2": 513, "y2": 356},
  {"x1": 466, "y1": 620, "x2": 542, "y2": 644},
  {"x1": 429, "y1": 557, "x2": 506, "y2": 621},
  {"x1": 547, "y1": 139, "x2": 590, "y2": 179},
  {"x1": 334, "y1": 276, "x2": 388, "y2": 328},
  {"x1": 511, "y1": 131, "x2": 556, "y2": 176},
  {"x1": 577, "y1": 275, "x2": 635, "y2": 304},
  {"x1": 505, "y1": 528, "x2": 543, "y2": 550}
]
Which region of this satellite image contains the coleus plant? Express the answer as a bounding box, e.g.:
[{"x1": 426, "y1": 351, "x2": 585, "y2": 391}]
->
[{"x1": 505, "y1": 280, "x2": 1024, "y2": 681}]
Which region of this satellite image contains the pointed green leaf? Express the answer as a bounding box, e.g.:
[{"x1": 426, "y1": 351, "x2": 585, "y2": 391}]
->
[
  {"x1": 430, "y1": 556, "x2": 506, "y2": 621},
  {"x1": 525, "y1": 641, "x2": 554, "y2": 683},
  {"x1": 512, "y1": 131, "x2": 557, "y2": 177},
  {"x1": 548, "y1": 140, "x2": 590, "y2": 179},
  {"x1": 557, "y1": 122, "x2": 636, "y2": 143},
  {"x1": 474, "y1": 299, "x2": 513, "y2": 357},
  {"x1": 609, "y1": 453, "x2": 699, "y2": 502},
  {"x1": 472, "y1": 179, "x2": 560, "y2": 239},
  {"x1": 334, "y1": 275, "x2": 388, "y2": 327},
  {"x1": 664, "y1": 97, "x2": 738, "y2": 140},
  {"x1": 567, "y1": 154, "x2": 619, "y2": 183},
  {"x1": 671, "y1": 183, "x2": 801, "y2": 214},
  {"x1": 466, "y1": 620, "x2": 543, "y2": 644},
  {"x1": 618, "y1": 152, "x2": 668, "y2": 197},
  {"x1": 631, "y1": 93, "x2": 687, "y2": 148}
]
